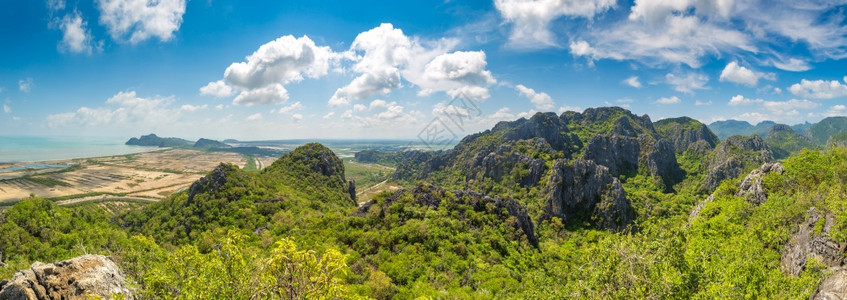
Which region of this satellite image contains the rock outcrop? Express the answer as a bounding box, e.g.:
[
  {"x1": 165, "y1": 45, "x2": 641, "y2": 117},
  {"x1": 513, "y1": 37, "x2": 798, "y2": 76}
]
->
[
  {"x1": 0, "y1": 255, "x2": 133, "y2": 300},
  {"x1": 546, "y1": 159, "x2": 635, "y2": 231},
  {"x1": 471, "y1": 139, "x2": 550, "y2": 187},
  {"x1": 354, "y1": 185, "x2": 538, "y2": 247},
  {"x1": 736, "y1": 162, "x2": 783, "y2": 205},
  {"x1": 781, "y1": 207, "x2": 846, "y2": 277},
  {"x1": 188, "y1": 163, "x2": 233, "y2": 203},
  {"x1": 811, "y1": 268, "x2": 847, "y2": 300},
  {"x1": 703, "y1": 135, "x2": 774, "y2": 192},
  {"x1": 654, "y1": 116, "x2": 720, "y2": 153}
]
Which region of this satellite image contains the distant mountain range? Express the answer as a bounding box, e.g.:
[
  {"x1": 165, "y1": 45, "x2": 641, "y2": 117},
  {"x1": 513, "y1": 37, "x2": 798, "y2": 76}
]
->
[
  {"x1": 125, "y1": 133, "x2": 284, "y2": 156},
  {"x1": 708, "y1": 117, "x2": 847, "y2": 145}
]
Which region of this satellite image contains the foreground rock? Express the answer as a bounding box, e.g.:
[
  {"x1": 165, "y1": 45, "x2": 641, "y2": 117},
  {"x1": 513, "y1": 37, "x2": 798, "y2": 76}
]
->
[
  {"x1": 782, "y1": 208, "x2": 846, "y2": 277},
  {"x1": 811, "y1": 268, "x2": 847, "y2": 300},
  {"x1": 0, "y1": 255, "x2": 133, "y2": 300},
  {"x1": 736, "y1": 162, "x2": 783, "y2": 205},
  {"x1": 547, "y1": 159, "x2": 635, "y2": 231}
]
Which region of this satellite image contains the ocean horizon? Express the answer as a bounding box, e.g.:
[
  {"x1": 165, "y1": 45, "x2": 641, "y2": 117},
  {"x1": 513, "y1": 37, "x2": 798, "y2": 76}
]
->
[{"x1": 0, "y1": 136, "x2": 160, "y2": 163}]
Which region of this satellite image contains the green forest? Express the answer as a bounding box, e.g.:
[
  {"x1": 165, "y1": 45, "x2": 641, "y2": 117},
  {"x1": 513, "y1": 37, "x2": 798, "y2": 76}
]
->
[{"x1": 3, "y1": 108, "x2": 847, "y2": 299}]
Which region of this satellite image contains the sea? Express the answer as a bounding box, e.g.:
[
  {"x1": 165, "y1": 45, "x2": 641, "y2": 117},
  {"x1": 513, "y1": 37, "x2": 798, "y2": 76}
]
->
[{"x1": 0, "y1": 136, "x2": 159, "y2": 163}]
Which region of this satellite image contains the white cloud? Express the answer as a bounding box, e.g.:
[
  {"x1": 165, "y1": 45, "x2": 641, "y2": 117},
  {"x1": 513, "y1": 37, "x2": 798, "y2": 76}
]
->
[
  {"x1": 761, "y1": 99, "x2": 819, "y2": 112},
  {"x1": 623, "y1": 76, "x2": 642, "y2": 88},
  {"x1": 233, "y1": 84, "x2": 289, "y2": 106},
  {"x1": 57, "y1": 13, "x2": 95, "y2": 54},
  {"x1": 322, "y1": 112, "x2": 335, "y2": 119},
  {"x1": 18, "y1": 78, "x2": 34, "y2": 92},
  {"x1": 46, "y1": 91, "x2": 179, "y2": 129},
  {"x1": 719, "y1": 61, "x2": 775, "y2": 87},
  {"x1": 823, "y1": 105, "x2": 847, "y2": 117},
  {"x1": 224, "y1": 35, "x2": 333, "y2": 90},
  {"x1": 96, "y1": 0, "x2": 186, "y2": 43},
  {"x1": 728, "y1": 94, "x2": 763, "y2": 106},
  {"x1": 369, "y1": 99, "x2": 388, "y2": 109},
  {"x1": 420, "y1": 51, "x2": 496, "y2": 93},
  {"x1": 277, "y1": 101, "x2": 303, "y2": 114},
  {"x1": 494, "y1": 0, "x2": 616, "y2": 48},
  {"x1": 330, "y1": 24, "x2": 489, "y2": 106},
  {"x1": 558, "y1": 105, "x2": 582, "y2": 113},
  {"x1": 215, "y1": 104, "x2": 225, "y2": 110},
  {"x1": 563, "y1": 1, "x2": 847, "y2": 69},
  {"x1": 655, "y1": 96, "x2": 681, "y2": 104},
  {"x1": 788, "y1": 78, "x2": 847, "y2": 99},
  {"x1": 515, "y1": 84, "x2": 554, "y2": 110},
  {"x1": 2, "y1": 104, "x2": 10, "y2": 113},
  {"x1": 246, "y1": 113, "x2": 263, "y2": 121},
  {"x1": 728, "y1": 94, "x2": 820, "y2": 122},
  {"x1": 292, "y1": 114, "x2": 303, "y2": 122},
  {"x1": 694, "y1": 100, "x2": 712, "y2": 106},
  {"x1": 353, "y1": 104, "x2": 367, "y2": 112},
  {"x1": 180, "y1": 104, "x2": 207, "y2": 112},
  {"x1": 329, "y1": 24, "x2": 411, "y2": 106},
  {"x1": 666, "y1": 72, "x2": 708, "y2": 94},
  {"x1": 199, "y1": 80, "x2": 234, "y2": 98}
]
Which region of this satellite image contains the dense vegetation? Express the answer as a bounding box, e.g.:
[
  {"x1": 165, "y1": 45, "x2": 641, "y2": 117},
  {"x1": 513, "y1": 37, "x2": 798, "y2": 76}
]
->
[{"x1": 4, "y1": 108, "x2": 847, "y2": 299}]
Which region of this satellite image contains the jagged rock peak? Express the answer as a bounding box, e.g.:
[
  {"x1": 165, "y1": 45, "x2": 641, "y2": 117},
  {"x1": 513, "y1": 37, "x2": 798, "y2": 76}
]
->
[
  {"x1": 354, "y1": 185, "x2": 538, "y2": 247},
  {"x1": 702, "y1": 135, "x2": 774, "y2": 192},
  {"x1": 188, "y1": 163, "x2": 234, "y2": 202},
  {"x1": 736, "y1": 162, "x2": 783, "y2": 205},
  {"x1": 654, "y1": 116, "x2": 719, "y2": 153},
  {"x1": 279, "y1": 143, "x2": 345, "y2": 177},
  {"x1": 568, "y1": 106, "x2": 655, "y2": 132},
  {"x1": 0, "y1": 255, "x2": 133, "y2": 300},
  {"x1": 546, "y1": 159, "x2": 635, "y2": 231},
  {"x1": 782, "y1": 207, "x2": 846, "y2": 277}
]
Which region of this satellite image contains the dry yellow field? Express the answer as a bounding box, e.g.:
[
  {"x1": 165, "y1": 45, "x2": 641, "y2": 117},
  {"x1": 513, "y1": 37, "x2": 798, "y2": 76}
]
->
[{"x1": 0, "y1": 149, "x2": 255, "y2": 204}]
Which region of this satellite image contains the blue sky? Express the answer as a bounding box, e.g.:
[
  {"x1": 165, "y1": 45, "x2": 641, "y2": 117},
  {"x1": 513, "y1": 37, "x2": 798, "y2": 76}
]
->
[{"x1": 1, "y1": 0, "x2": 846, "y2": 140}]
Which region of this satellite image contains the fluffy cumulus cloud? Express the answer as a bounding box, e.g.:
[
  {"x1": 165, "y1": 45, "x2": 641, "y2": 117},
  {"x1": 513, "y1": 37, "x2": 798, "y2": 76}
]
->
[
  {"x1": 788, "y1": 78, "x2": 847, "y2": 99},
  {"x1": 204, "y1": 35, "x2": 334, "y2": 106},
  {"x1": 666, "y1": 72, "x2": 708, "y2": 94},
  {"x1": 719, "y1": 61, "x2": 775, "y2": 87},
  {"x1": 57, "y1": 12, "x2": 96, "y2": 54},
  {"x1": 199, "y1": 80, "x2": 234, "y2": 98},
  {"x1": 329, "y1": 23, "x2": 493, "y2": 107},
  {"x1": 246, "y1": 113, "x2": 263, "y2": 121},
  {"x1": 275, "y1": 101, "x2": 304, "y2": 114},
  {"x1": 541, "y1": 0, "x2": 847, "y2": 69},
  {"x1": 728, "y1": 94, "x2": 820, "y2": 123},
  {"x1": 96, "y1": 0, "x2": 186, "y2": 43},
  {"x1": 180, "y1": 104, "x2": 207, "y2": 112},
  {"x1": 329, "y1": 24, "x2": 412, "y2": 106},
  {"x1": 655, "y1": 96, "x2": 681, "y2": 104},
  {"x1": 233, "y1": 84, "x2": 289, "y2": 107},
  {"x1": 623, "y1": 76, "x2": 642, "y2": 88},
  {"x1": 46, "y1": 91, "x2": 180, "y2": 129},
  {"x1": 3, "y1": 104, "x2": 10, "y2": 113},
  {"x1": 494, "y1": 0, "x2": 616, "y2": 48},
  {"x1": 515, "y1": 84, "x2": 554, "y2": 110}
]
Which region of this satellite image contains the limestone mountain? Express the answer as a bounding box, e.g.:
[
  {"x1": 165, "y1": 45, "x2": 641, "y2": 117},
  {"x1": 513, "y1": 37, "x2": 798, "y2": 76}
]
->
[
  {"x1": 654, "y1": 117, "x2": 719, "y2": 154},
  {"x1": 125, "y1": 133, "x2": 193, "y2": 147},
  {"x1": 808, "y1": 116, "x2": 847, "y2": 145},
  {"x1": 120, "y1": 143, "x2": 357, "y2": 244},
  {"x1": 765, "y1": 124, "x2": 816, "y2": 159},
  {"x1": 702, "y1": 135, "x2": 774, "y2": 192}
]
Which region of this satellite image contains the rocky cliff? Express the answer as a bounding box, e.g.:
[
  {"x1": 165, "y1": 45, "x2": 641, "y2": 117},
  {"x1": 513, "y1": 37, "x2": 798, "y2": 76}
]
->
[
  {"x1": 654, "y1": 117, "x2": 719, "y2": 153},
  {"x1": 702, "y1": 135, "x2": 774, "y2": 192},
  {"x1": 735, "y1": 162, "x2": 783, "y2": 205},
  {"x1": 546, "y1": 159, "x2": 635, "y2": 231},
  {"x1": 0, "y1": 255, "x2": 133, "y2": 300}
]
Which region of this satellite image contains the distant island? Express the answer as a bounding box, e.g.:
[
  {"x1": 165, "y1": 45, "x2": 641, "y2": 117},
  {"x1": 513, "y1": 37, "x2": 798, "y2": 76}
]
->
[{"x1": 125, "y1": 133, "x2": 284, "y2": 157}]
